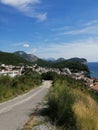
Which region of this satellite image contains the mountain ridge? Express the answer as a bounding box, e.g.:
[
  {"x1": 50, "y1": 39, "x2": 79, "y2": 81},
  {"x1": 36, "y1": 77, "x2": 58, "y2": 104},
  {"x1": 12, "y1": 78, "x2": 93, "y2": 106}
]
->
[
  {"x1": 14, "y1": 51, "x2": 39, "y2": 62},
  {"x1": 45, "y1": 57, "x2": 87, "y2": 64},
  {"x1": 0, "y1": 51, "x2": 87, "y2": 67},
  {"x1": 0, "y1": 51, "x2": 30, "y2": 65}
]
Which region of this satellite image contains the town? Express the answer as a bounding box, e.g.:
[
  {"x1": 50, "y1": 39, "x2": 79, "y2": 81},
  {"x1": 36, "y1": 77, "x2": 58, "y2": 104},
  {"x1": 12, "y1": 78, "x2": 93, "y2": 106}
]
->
[{"x1": 0, "y1": 63, "x2": 98, "y2": 91}]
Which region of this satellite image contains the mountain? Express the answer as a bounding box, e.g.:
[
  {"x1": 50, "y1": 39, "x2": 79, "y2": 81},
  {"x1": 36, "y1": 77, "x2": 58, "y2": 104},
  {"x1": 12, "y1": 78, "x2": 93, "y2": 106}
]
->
[
  {"x1": 0, "y1": 51, "x2": 30, "y2": 65},
  {"x1": 57, "y1": 57, "x2": 65, "y2": 62},
  {"x1": 0, "y1": 51, "x2": 88, "y2": 72},
  {"x1": 44, "y1": 57, "x2": 87, "y2": 64},
  {"x1": 67, "y1": 57, "x2": 87, "y2": 64},
  {"x1": 14, "y1": 51, "x2": 39, "y2": 62},
  {"x1": 45, "y1": 58, "x2": 56, "y2": 62}
]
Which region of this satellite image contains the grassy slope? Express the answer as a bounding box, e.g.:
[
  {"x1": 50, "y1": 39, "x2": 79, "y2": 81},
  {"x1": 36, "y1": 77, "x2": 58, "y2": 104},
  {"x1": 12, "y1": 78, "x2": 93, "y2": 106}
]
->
[
  {"x1": 0, "y1": 70, "x2": 41, "y2": 102},
  {"x1": 35, "y1": 59, "x2": 90, "y2": 73},
  {"x1": 47, "y1": 76, "x2": 98, "y2": 130},
  {"x1": 0, "y1": 51, "x2": 30, "y2": 65}
]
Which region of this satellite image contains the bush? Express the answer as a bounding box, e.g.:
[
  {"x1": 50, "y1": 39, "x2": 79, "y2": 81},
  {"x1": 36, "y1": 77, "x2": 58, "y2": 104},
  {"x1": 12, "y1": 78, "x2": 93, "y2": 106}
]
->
[
  {"x1": 47, "y1": 78, "x2": 98, "y2": 130},
  {"x1": 73, "y1": 93, "x2": 98, "y2": 130},
  {"x1": 41, "y1": 72, "x2": 59, "y2": 80},
  {"x1": 0, "y1": 70, "x2": 42, "y2": 102}
]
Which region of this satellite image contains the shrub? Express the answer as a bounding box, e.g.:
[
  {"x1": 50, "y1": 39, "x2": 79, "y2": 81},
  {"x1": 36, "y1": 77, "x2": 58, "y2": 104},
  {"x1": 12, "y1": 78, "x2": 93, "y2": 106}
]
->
[
  {"x1": 73, "y1": 93, "x2": 98, "y2": 130},
  {"x1": 47, "y1": 78, "x2": 98, "y2": 130},
  {"x1": 0, "y1": 70, "x2": 41, "y2": 102}
]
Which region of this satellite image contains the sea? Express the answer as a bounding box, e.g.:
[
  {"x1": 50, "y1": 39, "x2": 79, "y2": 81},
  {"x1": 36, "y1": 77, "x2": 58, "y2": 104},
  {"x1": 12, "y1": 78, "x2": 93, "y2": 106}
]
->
[{"x1": 87, "y1": 62, "x2": 98, "y2": 78}]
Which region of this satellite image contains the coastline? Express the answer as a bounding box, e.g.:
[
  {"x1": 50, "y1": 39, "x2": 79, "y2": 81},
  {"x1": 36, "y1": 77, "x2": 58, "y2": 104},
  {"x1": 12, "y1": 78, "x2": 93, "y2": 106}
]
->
[
  {"x1": 87, "y1": 62, "x2": 98, "y2": 91},
  {"x1": 87, "y1": 62, "x2": 98, "y2": 78}
]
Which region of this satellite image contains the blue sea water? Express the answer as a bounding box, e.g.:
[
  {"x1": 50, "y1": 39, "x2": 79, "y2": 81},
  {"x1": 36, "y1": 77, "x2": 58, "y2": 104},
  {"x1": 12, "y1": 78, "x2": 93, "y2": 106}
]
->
[{"x1": 87, "y1": 62, "x2": 98, "y2": 78}]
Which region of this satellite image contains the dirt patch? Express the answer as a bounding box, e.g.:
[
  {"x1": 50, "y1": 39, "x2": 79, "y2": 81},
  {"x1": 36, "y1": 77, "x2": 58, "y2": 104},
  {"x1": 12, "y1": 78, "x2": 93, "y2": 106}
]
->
[{"x1": 21, "y1": 103, "x2": 56, "y2": 130}]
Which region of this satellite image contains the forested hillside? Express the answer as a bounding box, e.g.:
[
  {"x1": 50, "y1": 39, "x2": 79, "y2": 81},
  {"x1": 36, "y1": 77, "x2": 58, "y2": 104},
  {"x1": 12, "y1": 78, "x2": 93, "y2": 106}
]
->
[{"x1": 0, "y1": 51, "x2": 30, "y2": 65}]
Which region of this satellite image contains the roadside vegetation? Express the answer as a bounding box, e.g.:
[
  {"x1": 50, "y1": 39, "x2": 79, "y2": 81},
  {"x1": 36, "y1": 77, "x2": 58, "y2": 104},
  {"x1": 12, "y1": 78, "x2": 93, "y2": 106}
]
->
[
  {"x1": 42, "y1": 72, "x2": 98, "y2": 130},
  {"x1": 0, "y1": 69, "x2": 41, "y2": 102},
  {"x1": 0, "y1": 66, "x2": 98, "y2": 130}
]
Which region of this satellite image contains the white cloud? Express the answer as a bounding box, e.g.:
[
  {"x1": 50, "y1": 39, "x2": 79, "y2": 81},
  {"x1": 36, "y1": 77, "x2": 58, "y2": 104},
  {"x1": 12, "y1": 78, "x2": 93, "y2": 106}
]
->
[
  {"x1": 36, "y1": 13, "x2": 47, "y2": 22},
  {"x1": 30, "y1": 48, "x2": 38, "y2": 53},
  {"x1": 0, "y1": 0, "x2": 40, "y2": 7},
  {"x1": 12, "y1": 42, "x2": 30, "y2": 48},
  {"x1": 55, "y1": 20, "x2": 98, "y2": 36},
  {"x1": 61, "y1": 25, "x2": 98, "y2": 35},
  {"x1": 52, "y1": 26, "x2": 70, "y2": 31},
  {"x1": 36, "y1": 38, "x2": 98, "y2": 62},
  {"x1": 0, "y1": 0, "x2": 47, "y2": 21},
  {"x1": 23, "y1": 43, "x2": 30, "y2": 48},
  {"x1": 82, "y1": 20, "x2": 98, "y2": 26}
]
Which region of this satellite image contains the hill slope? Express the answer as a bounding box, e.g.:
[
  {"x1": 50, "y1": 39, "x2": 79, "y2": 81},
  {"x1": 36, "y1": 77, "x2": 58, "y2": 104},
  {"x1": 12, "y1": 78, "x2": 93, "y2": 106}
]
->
[
  {"x1": 0, "y1": 51, "x2": 89, "y2": 72},
  {"x1": 67, "y1": 57, "x2": 87, "y2": 64},
  {"x1": 14, "y1": 51, "x2": 39, "y2": 62},
  {"x1": 0, "y1": 51, "x2": 30, "y2": 65}
]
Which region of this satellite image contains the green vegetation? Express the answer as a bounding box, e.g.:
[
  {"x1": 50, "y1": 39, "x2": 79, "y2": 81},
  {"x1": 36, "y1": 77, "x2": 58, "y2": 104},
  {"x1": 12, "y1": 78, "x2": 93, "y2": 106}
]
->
[
  {"x1": 0, "y1": 69, "x2": 41, "y2": 102},
  {"x1": 41, "y1": 72, "x2": 59, "y2": 80},
  {"x1": 0, "y1": 51, "x2": 89, "y2": 73},
  {"x1": 46, "y1": 74, "x2": 98, "y2": 130},
  {"x1": 34, "y1": 59, "x2": 52, "y2": 68},
  {"x1": 0, "y1": 51, "x2": 31, "y2": 65},
  {"x1": 36, "y1": 59, "x2": 90, "y2": 73}
]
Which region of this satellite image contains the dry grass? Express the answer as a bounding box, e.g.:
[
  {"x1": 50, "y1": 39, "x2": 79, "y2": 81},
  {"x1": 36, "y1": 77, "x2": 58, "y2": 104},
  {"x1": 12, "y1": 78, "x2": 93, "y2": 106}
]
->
[
  {"x1": 72, "y1": 90, "x2": 98, "y2": 130},
  {"x1": 48, "y1": 80, "x2": 98, "y2": 130}
]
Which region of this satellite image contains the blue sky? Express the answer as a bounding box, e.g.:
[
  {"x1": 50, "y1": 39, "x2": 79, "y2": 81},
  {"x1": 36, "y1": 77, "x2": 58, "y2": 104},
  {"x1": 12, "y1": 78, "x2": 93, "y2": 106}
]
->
[{"x1": 0, "y1": 0, "x2": 98, "y2": 61}]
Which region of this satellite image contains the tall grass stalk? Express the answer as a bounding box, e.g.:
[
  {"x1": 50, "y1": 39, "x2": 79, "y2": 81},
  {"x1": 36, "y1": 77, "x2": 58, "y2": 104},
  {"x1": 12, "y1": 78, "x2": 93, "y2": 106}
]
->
[{"x1": 47, "y1": 79, "x2": 98, "y2": 130}]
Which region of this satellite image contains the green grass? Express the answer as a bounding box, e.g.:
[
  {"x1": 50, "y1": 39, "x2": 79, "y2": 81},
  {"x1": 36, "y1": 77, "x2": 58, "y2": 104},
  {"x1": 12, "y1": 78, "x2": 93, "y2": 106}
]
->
[
  {"x1": 72, "y1": 91, "x2": 98, "y2": 130},
  {"x1": 0, "y1": 70, "x2": 42, "y2": 103},
  {"x1": 47, "y1": 77, "x2": 98, "y2": 130}
]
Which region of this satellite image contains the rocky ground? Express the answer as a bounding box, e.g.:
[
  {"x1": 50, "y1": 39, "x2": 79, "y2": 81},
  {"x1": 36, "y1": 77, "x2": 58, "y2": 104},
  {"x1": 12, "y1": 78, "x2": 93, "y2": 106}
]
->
[{"x1": 21, "y1": 101, "x2": 56, "y2": 130}]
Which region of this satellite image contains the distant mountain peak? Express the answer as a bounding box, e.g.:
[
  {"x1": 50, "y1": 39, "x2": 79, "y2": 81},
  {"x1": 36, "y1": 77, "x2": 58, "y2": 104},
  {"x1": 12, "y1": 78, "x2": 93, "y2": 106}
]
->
[
  {"x1": 68, "y1": 57, "x2": 87, "y2": 64},
  {"x1": 0, "y1": 51, "x2": 29, "y2": 65},
  {"x1": 19, "y1": 51, "x2": 26, "y2": 55},
  {"x1": 57, "y1": 57, "x2": 65, "y2": 62},
  {"x1": 44, "y1": 57, "x2": 56, "y2": 62},
  {"x1": 14, "y1": 51, "x2": 39, "y2": 62}
]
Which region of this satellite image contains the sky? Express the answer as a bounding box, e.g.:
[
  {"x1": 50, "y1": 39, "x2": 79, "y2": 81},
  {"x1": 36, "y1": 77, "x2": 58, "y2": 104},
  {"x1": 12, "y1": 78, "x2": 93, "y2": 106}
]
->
[{"x1": 0, "y1": 0, "x2": 98, "y2": 62}]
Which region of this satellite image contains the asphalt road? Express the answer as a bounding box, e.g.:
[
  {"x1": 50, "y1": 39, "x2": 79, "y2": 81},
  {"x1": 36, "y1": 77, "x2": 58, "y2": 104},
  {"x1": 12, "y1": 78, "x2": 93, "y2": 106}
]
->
[{"x1": 0, "y1": 81, "x2": 51, "y2": 130}]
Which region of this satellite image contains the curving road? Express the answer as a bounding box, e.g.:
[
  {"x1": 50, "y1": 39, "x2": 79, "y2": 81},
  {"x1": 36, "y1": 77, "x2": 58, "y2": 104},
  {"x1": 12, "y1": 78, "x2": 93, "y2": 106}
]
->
[{"x1": 0, "y1": 81, "x2": 51, "y2": 130}]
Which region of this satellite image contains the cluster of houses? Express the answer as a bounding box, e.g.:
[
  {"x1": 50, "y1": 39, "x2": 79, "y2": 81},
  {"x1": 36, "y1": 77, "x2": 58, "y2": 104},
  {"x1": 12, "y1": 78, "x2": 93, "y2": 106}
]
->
[
  {"x1": 0, "y1": 63, "x2": 98, "y2": 90},
  {"x1": 0, "y1": 64, "x2": 61, "y2": 77},
  {"x1": 0, "y1": 64, "x2": 22, "y2": 77},
  {"x1": 69, "y1": 71, "x2": 98, "y2": 90}
]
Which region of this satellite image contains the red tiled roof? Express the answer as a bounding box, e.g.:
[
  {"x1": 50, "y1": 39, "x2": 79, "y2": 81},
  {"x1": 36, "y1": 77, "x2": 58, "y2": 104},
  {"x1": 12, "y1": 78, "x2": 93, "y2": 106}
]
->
[{"x1": 93, "y1": 82, "x2": 98, "y2": 90}]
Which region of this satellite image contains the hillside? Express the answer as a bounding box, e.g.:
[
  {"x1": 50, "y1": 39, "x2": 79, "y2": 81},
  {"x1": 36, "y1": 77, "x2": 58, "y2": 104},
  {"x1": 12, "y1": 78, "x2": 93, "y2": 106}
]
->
[
  {"x1": 35, "y1": 58, "x2": 89, "y2": 73},
  {"x1": 57, "y1": 57, "x2": 65, "y2": 62},
  {"x1": 45, "y1": 57, "x2": 87, "y2": 64},
  {"x1": 67, "y1": 57, "x2": 87, "y2": 64},
  {"x1": 0, "y1": 51, "x2": 30, "y2": 65},
  {"x1": 47, "y1": 74, "x2": 98, "y2": 130},
  {"x1": 0, "y1": 51, "x2": 89, "y2": 73},
  {"x1": 14, "y1": 51, "x2": 39, "y2": 62}
]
